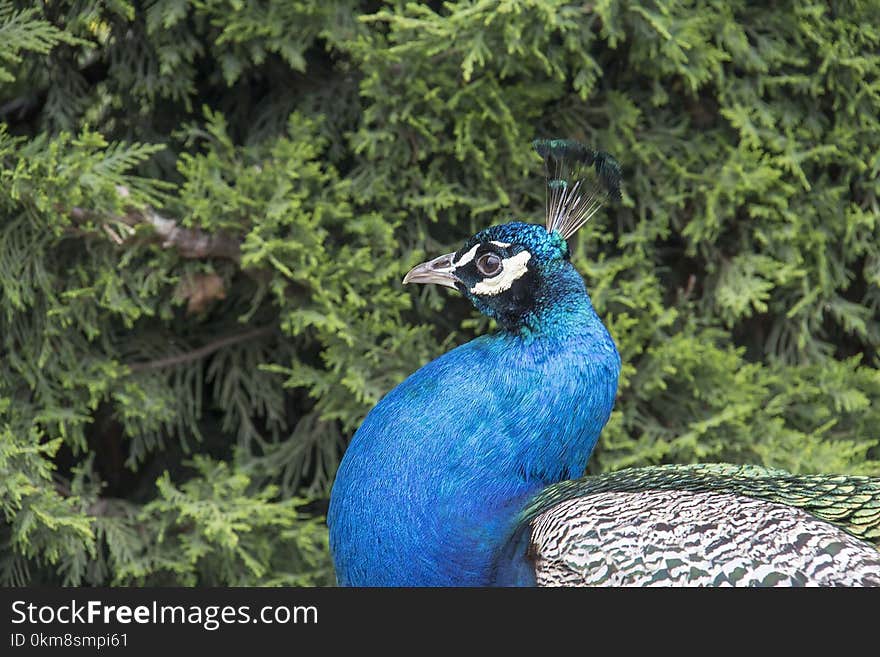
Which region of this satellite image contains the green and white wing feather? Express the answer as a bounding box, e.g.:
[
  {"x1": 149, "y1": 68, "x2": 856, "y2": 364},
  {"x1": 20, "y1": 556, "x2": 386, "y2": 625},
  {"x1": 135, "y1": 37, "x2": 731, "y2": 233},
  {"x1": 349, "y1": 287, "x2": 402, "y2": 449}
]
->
[{"x1": 520, "y1": 464, "x2": 880, "y2": 586}]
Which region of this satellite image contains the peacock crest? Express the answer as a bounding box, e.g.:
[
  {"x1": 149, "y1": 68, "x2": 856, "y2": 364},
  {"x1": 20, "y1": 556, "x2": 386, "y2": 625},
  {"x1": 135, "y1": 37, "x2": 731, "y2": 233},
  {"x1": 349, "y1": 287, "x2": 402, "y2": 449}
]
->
[{"x1": 532, "y1": 138, "x2": 622, "y2": 239}]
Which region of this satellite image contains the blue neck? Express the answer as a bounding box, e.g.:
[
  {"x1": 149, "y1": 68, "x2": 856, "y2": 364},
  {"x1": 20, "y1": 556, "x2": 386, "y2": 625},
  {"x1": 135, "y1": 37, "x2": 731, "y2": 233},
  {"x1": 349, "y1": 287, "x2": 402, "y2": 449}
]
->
[
  {"x1": 516, "y1": 261, "x2": 600, "y2": 339},
  {"x1": 328, "y1": 266, "x2": 620, "y2": 586}
]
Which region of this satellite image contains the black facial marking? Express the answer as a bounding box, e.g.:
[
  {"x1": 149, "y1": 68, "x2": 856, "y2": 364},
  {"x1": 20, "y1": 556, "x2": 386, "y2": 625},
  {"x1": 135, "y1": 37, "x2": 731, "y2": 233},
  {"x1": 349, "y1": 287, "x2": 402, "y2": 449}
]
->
[
  {"x1": 453, "y1": 242, "x2": 516, "y2": 286},
  {"x1": 448, "y1": 241, "x2": 548, "y2": 331},
  {"x1": 489, "y1": 268, "x2": 540, "y2": 330},
  {"x1": 445, "y1": 221, "x2": 580, "y2": 334}
]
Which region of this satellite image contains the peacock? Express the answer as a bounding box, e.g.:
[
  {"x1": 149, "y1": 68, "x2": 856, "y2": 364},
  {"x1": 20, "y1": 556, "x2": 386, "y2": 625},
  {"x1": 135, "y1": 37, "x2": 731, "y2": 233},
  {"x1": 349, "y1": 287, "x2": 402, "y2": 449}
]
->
[{"x1": 327, "y1": 139, "x2": 880, "y2": 586}]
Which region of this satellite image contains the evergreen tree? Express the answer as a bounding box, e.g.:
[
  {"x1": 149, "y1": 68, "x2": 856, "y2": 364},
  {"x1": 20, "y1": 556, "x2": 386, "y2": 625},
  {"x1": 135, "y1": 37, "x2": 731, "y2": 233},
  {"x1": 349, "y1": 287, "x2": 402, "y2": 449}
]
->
[{"x1": 1, "y1": 0, "x2": 878, "y2": 585}]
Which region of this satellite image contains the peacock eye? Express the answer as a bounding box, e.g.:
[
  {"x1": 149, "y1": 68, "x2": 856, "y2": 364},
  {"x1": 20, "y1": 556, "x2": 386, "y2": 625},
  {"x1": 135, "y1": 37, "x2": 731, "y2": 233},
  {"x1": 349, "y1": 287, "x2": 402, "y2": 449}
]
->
[{"x1": 476, "y1": 252, "x2": 502, "y2": 277}]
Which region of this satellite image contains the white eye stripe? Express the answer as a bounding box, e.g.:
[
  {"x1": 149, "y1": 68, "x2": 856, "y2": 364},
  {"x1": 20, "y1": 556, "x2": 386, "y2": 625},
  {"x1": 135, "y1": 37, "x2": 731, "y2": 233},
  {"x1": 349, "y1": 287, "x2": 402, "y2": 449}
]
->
[
  {"x1": 454, "y1": 241, "x2": 512, "y2": 268},
  {"x1": 452, "y1": 244, "x2": 480, "y2": 267},
  {"x1": 469, "y1": 251, "x2": 531, "y2": 296}
]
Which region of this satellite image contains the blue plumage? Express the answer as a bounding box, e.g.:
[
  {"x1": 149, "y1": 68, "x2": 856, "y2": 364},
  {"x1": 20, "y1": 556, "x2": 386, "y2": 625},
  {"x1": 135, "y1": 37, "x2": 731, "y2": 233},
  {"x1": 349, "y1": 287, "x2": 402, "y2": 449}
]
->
[{"x1": 328, "y1": 217, "x2": 620, "y2": 586}]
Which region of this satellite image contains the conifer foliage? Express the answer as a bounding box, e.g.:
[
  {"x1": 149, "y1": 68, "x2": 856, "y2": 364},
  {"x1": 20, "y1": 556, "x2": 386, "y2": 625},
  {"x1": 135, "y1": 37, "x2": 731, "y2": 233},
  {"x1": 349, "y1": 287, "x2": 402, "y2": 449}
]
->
[{"x1": 1, "y1": 1, "x2": 878, "y2": 585}]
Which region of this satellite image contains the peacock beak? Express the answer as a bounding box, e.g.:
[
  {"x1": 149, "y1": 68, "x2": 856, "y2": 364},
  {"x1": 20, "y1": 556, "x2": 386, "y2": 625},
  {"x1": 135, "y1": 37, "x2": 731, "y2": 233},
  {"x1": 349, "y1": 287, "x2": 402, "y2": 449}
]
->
[{"x1": 402, "y1": 251, "x2": 459, "y2": 289}]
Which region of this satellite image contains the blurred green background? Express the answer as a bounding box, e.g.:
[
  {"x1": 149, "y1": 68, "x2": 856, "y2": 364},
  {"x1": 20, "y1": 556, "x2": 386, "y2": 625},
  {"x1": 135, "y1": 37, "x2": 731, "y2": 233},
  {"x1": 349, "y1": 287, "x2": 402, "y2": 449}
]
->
[{"x1": 1, "y1": 0, "x2": 878, "y2": 585}]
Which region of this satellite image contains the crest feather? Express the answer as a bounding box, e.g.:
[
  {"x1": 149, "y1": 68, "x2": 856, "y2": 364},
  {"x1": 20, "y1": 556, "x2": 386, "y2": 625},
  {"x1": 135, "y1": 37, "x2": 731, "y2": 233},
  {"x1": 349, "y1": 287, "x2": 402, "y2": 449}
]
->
[{"x1": 532, "y1": 139, "x2": 621, "y2": 239}]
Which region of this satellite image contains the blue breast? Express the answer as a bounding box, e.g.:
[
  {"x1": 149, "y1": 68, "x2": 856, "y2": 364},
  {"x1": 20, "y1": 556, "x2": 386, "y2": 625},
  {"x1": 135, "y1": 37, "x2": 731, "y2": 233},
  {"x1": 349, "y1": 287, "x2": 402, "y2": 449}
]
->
[{"x1": 328, "y1": 269, "x2": 620, "y2": 586}]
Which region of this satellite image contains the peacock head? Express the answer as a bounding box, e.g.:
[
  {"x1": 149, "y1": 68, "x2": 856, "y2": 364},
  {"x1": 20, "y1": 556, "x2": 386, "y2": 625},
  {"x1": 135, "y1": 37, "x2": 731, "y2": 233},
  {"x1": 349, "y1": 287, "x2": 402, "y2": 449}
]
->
[{"x1": 403, "y1": 140, "x2": 621, "y2": 333}]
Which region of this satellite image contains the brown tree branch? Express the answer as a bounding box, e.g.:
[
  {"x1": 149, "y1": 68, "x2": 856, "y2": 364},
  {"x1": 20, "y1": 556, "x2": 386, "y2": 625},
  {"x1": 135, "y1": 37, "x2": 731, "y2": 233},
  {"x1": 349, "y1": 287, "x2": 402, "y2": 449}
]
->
[
  {"x1": 127, "y1": 326, "x2": 275, "y2": 373},
  {"x1": 65, "y1": 186, "x2": 241, "y2": 262},
  {"x1": 132, "y1": 207, "x2": 241, "y2": 261}
]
